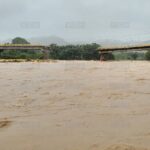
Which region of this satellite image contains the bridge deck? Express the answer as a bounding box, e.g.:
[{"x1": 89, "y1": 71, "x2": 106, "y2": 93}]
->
[
  {"x1": 99, "y1": 44, "x2": 150, "y2": 52},
  {"x1": 0, "y1": 44, "x2": 47, "y2": 50}
]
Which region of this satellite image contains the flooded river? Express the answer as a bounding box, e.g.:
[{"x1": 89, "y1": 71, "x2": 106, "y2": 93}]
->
[{"x1": 0, "y1": 61, "x2": 150, "y2": 150}]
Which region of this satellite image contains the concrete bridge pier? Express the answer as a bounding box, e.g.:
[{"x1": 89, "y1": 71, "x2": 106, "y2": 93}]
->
[
  {"x1": 43, "y1": 49, "x2": 49, "y2": 59},
  {"x1": 100, "y1": 51, "x2": 109, "y2": 61}
]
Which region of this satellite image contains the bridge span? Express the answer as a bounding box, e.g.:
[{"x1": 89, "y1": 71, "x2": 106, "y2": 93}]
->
[
  {"x1": 0, "y1": 44, "x2": 150, "y2": 60},
  {"x1": 0, "y1": 44, "x2": 48, "y2": 50},
  {"x1": 0, "y1": 44, "x2": 49, "y2": 59},
  {"x1": 99, "y1": 44, "x2": 150, "y2": 61}
]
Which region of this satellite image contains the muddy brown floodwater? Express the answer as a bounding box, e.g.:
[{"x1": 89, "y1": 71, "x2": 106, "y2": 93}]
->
[{"x1": 0, "y1": 61, "x2": 150, "y2": 150}]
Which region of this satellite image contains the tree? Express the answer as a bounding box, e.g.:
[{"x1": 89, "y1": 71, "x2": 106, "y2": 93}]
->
[
  {"x1": 49, "y1": 43, "x2": 100, "y2": 60},
  {"x1": 145, "y1": 51, "x2": 150, "y2": 60},
  {"x1": 131, "y1": 52, "x2": 138, "y2": 60},
  {"x1": 12, "y1": 37, "x2": 30, "y2": 44}
]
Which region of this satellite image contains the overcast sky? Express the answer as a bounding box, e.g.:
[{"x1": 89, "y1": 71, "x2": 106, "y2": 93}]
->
[{"x1": 0, "y1": 0, "x2": 150, "y2": 42}]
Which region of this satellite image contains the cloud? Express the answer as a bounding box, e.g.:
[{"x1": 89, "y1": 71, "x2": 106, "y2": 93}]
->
[
  {"x1": 0, "y1": 0, "x2": 150, "y2": 42},
  {"x1": 0, "y1": 0, "x2": 28, "y2": 18}
]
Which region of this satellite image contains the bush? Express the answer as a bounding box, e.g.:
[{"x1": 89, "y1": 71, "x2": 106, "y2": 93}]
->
[
  {"x1": 12, "y1": 37, "x2": 30, "y2": 44},
  {"x1": 145, "y1": 51, "x2": 150, "y2": 60},
  {"x1": 0, "y1": 50, "x2": 44, "y2": 60},
  {"x1": 49, "y1": 43, "x2": 100, "y2": 60},
  {"x1": 114, "y1": 52, "x2": 145, "y2": 60}
]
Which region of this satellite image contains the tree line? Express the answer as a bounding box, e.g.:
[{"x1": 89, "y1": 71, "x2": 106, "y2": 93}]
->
[{"x1": 0, "y1": 37, "x2": 150, "y2": 60}]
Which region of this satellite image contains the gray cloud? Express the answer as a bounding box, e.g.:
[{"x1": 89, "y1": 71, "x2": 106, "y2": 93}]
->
[
  {"x1": 0, "y1": 0, "x2": 28, "y2": 18},
  {"x1": 0, "y1": 0, "x2": 150, "y2": 42}
]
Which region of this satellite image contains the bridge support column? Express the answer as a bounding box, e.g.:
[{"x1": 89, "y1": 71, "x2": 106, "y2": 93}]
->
[
  {"x1": 100, "y1": 52, "x2": 109, "y2": 61},
  {"x1": 43, "y1": 49, "x2": 49, "y2": 60},
  {"x1": 100, "y1": 51, "x2": 114, "y2": 61}
]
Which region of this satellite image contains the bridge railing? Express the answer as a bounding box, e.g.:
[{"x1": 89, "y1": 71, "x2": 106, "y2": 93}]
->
[{"x1": 0, "y1": 44, "x2": 45, "y2": 47}]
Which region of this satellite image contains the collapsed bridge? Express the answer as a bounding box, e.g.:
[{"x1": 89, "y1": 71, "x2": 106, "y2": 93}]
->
[
  {"x1": 0, "y1": 44, "x2": 150, "y2": 60},
  {"x1": 98, "y1": 44, "x2": 150, "y2": 61}
]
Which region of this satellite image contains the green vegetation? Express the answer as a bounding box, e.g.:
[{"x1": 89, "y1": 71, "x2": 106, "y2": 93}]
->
[
  {"x1": 0, "y1": 39, "x2": 102, "y2": 60},
  {"x1": 49, "y1": 43, "x2": 100, "y2": 60},
  {"x1": 145, "y1": 51, "x2": 150, "y2": 60},
  {"x1": 0, "y1": 37, "x2": 150, "y2": 61},
  {"x1": 113, "y1": 51, "x2": 146, "y2": 60},
  {"x1": 12, "y1": 37, "x2": 30, "y2": 44},
  {"x1": 0, "y1": 50, "x2": 44, "y2": 59}
]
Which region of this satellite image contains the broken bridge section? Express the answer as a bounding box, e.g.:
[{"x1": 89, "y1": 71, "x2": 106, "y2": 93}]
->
[{"x1": 98, "y1": 44, "x2": 150, "y2": 61}]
